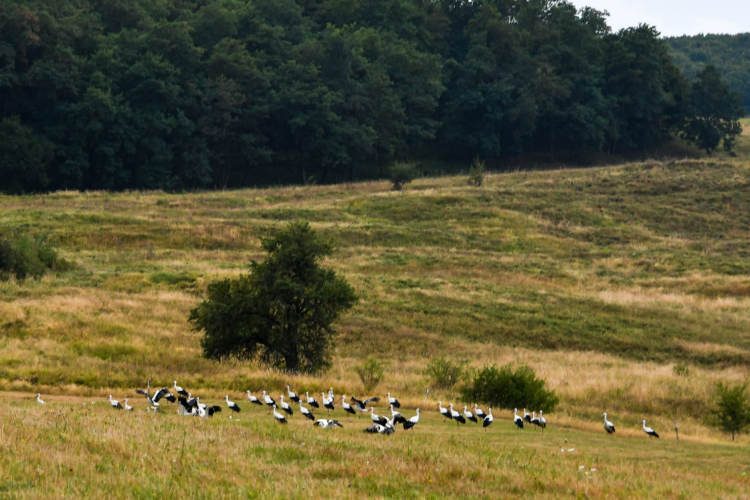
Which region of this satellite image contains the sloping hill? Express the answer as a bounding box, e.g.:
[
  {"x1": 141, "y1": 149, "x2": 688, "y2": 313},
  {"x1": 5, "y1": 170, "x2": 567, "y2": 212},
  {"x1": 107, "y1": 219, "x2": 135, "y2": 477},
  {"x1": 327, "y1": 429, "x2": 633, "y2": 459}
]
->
[{"x1": 0, "y1": 159, "x2": 749, "y2": 426}]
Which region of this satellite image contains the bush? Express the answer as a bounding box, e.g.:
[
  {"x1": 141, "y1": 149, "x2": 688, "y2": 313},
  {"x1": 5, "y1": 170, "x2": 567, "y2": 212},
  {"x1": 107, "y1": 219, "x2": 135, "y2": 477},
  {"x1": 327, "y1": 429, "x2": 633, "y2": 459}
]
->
[
  {"x1": 189, "y1": 221, "x2": 357, "y2": 374},
  {"x1": 354, "y1": 357, "x2": 384, "y2": 393},
  {"x1": 0, "y1": 233, "x2": 69, "y2": 281},
  {"x1": 460, "y1": 364, "x2": 559, "y2": 412},
  {"x1": 389, "y1": 163, "x2": 419, "y2": 191},
  {"x1": 424, "y1": 356, "x2": 468, "y2": 390},
  {"x1": 467, "y1": 158, "x2": 486, "y2": 187},
  {"x1": 712, "y1": 381, "x2": 750, "y2": 441}
]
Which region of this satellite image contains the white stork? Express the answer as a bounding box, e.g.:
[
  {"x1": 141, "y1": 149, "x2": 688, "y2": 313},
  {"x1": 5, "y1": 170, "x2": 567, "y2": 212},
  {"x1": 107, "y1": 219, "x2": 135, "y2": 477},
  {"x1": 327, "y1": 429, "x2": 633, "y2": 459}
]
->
[
  {"x1": 513, "y1": 408, "x2": 524, "y2": 429},
  {"x1": 279, "y1": 395, "x2": 294, "y2": 416},
  {"x1": 523, "y1": 408, "x2": 531, "y2": 425},
  {"x1": 483, "y1": 407, "x2": 494, "y2": 430},
  {"x1": 177, "y1": 396, "x2": 192, "y2": 416},
  {"x1": 247, "y1": 391, "x2": 262, "y2": 406},
  {"x1": 365, "y1": 423, "x2": 394, "y2": 435},
  {"x1": 449, "y1": 404, "x2": 466, "y2": 426},
  {"x1": 36, "y1": 393, "x2": 45, "y2": 405},
  {"x1": 370, "y1": 407, "x2": 387, "y2": 426},
  {"x1": 108, "y1": 395, "x2": 123, "y2": 409},
  {"x1": 299, "y1": 402, "x2": 315, "y2": 422},
  {"x1": 173, "y1": 381, "x2": 189, "y2": 397},
  {"x1": 642, "y1": 420, "x2": 659, "y2": 438},
  {"x1": 322, "y1": 392, "x2": 335, "y2": 414},
  {"x1": 124, "y1": 398, "x2": 133, "y2": 411},
  {"x1": 530, "y1": 411, "x2": 540, "y2": 429},
  {"x1": 387, "y1": 393, "x2": 401, "y2": 409},
  {"x1": 473, "y1": 404, "x2": 486, "y2": 420},
  {"x1": 316, "y1": 419, "x2": 343, "y2": 429},
  {"x1": 539, "y1": 411, "x2": 547, "y2": 431},
  {"x1": 438, "y1": 401, "x2": 451, "y2": 422},
  {"x1": 463, "y1": 406, "x2": 478, "y2": 423},
  {"x1": 262, "y1": 391, "x2": 276, "y2": 410},
  {"x1": 390, "y1": 404, "x2": 407, "y2": 425},
  {"x1": 225, "y1": 395, "x2": 240, "y2": 413},
  {"x1": 403, "y1": 408, "x2": 420, "y2": 431},
  {"x1": 272, "y1": 405, "x2": 287, "y2": 424},
  {"x1": 341, "y1": 395, "x2": 357, "y2": 417},
  {"x1": 351, "y1": 396, "x2": 380, "y2": 415},
  {"x1": 286, "y1": 386, "x2": 300, "y2": 403},
  {"x1": 306, "y1": 392, "x2": 319, "y2": 409},
  {"x1": 603, "y1": 412, "x2": 615, "y2": 434}
]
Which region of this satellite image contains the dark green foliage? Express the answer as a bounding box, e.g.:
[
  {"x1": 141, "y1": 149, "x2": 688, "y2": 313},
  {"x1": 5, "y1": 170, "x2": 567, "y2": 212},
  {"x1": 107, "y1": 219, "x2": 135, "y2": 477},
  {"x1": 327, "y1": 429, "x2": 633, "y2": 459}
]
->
[
  {"x1": 354, "y1": 357, "x2": 384, "y2": 392},
  {"x1": 0, "y1": 233, "x2": 67, "y2": 280},
  {"x1": 0, "y1": 0, "x2": 740, "y2": 193},
  {"x1": 424, "y1": 356, "x2": 467, "y2": 390},
  {"x1": 681, "y1": 66, "x2": 744, "y2": 155},
  {"x1": 712, "y1": 381, "x2": 750, "y2": 440},
  {"x1": 667, "y1": 33, "x2": 750, "y2": 111},
  {"x1": 189, "y1": 221, "x2": 357, "y2": 373},
  {"x1": 390, "y1": 163, "x2": 419, "y2": 191},
  {"x1": 461, "y1": 364, "x2": 560, "y2": 412}
]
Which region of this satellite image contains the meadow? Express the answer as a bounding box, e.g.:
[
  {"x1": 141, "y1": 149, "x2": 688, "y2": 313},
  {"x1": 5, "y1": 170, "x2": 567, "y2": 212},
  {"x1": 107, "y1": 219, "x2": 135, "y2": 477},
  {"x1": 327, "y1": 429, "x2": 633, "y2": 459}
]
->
[{"x1": 0, "y1": 152, "x2": 750, "y2": 497}]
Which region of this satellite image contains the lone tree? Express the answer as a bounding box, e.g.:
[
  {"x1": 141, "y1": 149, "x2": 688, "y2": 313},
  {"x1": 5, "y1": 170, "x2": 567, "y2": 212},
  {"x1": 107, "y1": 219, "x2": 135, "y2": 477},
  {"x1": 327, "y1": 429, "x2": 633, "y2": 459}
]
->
[
  {"x1": 189, "y1": 221, "x2": 357, "y2": 373},
  {"x1": 681, "y1": 65, "x2": 744, "y2": 156},
  {"x1": 713, "y1": 381, "x2": 750, "y2": 441}
]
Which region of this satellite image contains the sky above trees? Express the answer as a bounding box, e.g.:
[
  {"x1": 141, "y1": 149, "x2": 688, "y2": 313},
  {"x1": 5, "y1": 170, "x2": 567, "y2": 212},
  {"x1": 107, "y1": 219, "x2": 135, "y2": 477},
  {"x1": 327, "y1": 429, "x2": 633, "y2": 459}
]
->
[{"x1": 572, "y1": 0, "x2": 750, "y2": 37}]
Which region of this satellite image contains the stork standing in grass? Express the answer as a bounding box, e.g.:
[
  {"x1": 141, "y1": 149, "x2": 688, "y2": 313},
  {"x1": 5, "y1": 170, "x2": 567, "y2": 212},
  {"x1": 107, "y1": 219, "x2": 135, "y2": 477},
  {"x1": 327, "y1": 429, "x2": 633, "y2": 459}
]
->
[
  {"x1": 370, "y1": 407, "x2": 387, "y2": 426},
  {"x1": 523, "y1": 408, "x2": 531, "y2": 425},
  {"x1": 225, "y1": 395, "x2": 240, "y2": 413},
  {"x1": 390, "y1": 404, "x2": 406, "y2": 425},
  {"x1": 306, "y1": 392, "x2": 319, "y2": 409},
  {"x1": 322, "y1": 393, "x2": 335, "y2": 415},
  {"x1": 272, "y1": 405, "x2": 287, "y2": 424},
  {"x1": 513, "y1": 408, "x2": 524, "y2": 429},
  {"x1": 279, "y1": 395, "x2": 294, "y2": 416},
  {"x1": 403, "y1": 408, "x2": 420, "y2": 431},
  {"x1": 463, "y1": 406, "x2": 478, "y2": 423},
  {"x1": 603, "y1": 413, "x2": 616, "y2": 435},
  {"x1": 299, "y1": 402, "x2": 315, "y2": 422},
  {"x1": 109, "y1": 395, "x2": 123, "y2": 409},
  {"x1": 449, "y1": 404, "x2": 466, "y2": 426},
  {"x1": 483, "y1": 407, "x2": 494, "y2": 431},
  {"x1": 474, "y1": 405, "x2": 486, "y2": 421},
  {"x1": 262, "y1": 391, "x2": 276, "y2": 411},
  {"x1": 247, "y1": 391, "x2": 262, "y2": 406},
  {"x1": 173, "y1": 381, "x2": 189, "y2": 397},
  {"x1": 530, "y1": 411, "x2": 540, "y2": 429},
  {"x1": 538, "y1": 411, "x2": 547, "y2": 431},
  {"x1": 124, "y1": 399, "x2": 133, "y2": 411},
  {"x1": 286, "y1": 386, "x2": 300, "y2": 404},
  {"x1": 341, "y1": 395, "x2": 356, "y2": 417},
  {"x1": 36, "y1": 394, "x2": 45, "y2": 405},
  {"x1": 642, "y1": 420, "x2": 659, "y2": 438},
  {"x1": 387, "y1": 393, "x2": 401, "y2": 409},
  {"x1": 438, "y1": 401, "x2": 451, "y2": 422}
]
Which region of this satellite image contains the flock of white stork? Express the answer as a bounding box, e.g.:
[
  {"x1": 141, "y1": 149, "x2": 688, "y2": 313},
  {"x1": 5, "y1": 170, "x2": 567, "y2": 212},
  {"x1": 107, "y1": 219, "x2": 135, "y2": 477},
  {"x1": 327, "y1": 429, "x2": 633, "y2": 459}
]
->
[{"x1": 35, "y1": 382, "x2": 661, "y2": 438}]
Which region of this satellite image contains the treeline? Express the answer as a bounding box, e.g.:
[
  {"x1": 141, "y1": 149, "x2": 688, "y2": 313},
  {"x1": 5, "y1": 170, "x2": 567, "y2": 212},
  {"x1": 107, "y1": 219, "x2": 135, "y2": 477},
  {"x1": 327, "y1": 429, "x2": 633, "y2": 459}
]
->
[
  {"x1": 667, "y1": 33, "x2": 750, "y2": 111},
  {"x1": 0, "y1": 0, "x2": 744, "y2": 192}
]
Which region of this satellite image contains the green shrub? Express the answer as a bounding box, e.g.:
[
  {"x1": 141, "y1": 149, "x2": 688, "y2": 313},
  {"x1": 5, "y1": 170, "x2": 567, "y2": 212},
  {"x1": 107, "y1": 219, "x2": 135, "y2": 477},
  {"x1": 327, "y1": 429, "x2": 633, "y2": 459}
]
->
[
  {"x1": 712, "y1": 381, "x2": 750, "y2": 441},
  {"x1": 0, "y1": 233, "x2": 69, "y2": 281},
  {"x1": 354, "y1": 357, "x2": 384, "y2": 392},
  {"x1": 467, "y1": 158, "x2": 486, "y2": 187},
  {"x1": 460, "y1": 364, "x2": 559, "y2": 412},
  {"x1": 424, "y1": 356, "x2": 468, "y2": 390},
  {"x1": 389, "y1": 163, "x2": 419, "y2": 191}
]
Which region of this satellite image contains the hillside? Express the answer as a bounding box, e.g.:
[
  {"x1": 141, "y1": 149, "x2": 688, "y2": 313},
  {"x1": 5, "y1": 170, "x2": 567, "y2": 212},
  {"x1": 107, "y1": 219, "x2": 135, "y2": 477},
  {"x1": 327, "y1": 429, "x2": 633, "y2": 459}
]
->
[
  {"x1": 1, "y1": 159, "x2": 750, "y2": 497},
  {"x1": 667, "y1": 33, "x2": 750, "y2": 110}
]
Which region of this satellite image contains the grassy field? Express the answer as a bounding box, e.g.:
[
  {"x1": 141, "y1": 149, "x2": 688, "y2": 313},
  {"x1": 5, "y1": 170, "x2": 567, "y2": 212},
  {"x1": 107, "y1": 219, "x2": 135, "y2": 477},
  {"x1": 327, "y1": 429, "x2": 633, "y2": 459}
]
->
[{"x1": 1, "y1": 153, "x2": 750, "y2": 497}]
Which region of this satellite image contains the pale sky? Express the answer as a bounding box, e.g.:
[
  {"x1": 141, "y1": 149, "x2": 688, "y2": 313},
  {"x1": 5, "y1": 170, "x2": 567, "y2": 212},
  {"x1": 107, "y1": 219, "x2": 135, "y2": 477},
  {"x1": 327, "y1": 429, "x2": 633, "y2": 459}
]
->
[{"x1": 571, "y1": 0, "x2": 750, "y2": 37}]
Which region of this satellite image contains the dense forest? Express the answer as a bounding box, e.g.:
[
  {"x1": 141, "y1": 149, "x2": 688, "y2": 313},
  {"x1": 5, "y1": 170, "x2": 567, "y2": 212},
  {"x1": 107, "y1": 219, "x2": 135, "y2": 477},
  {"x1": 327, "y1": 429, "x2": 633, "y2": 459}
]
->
[
  {"x1": 0, "y1": 0, "x2": 744, "y2": 192},
  {"x1": 667, "y1": 33, "x2": 750, "y2": 111}
]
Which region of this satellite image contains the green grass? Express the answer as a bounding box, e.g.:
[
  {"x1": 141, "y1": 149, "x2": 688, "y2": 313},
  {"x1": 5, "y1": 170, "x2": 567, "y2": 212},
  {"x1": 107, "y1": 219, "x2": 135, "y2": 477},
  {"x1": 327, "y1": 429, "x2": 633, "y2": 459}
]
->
[{"x1": 1, "y1": 153, "x2": 750, "y2": 496}]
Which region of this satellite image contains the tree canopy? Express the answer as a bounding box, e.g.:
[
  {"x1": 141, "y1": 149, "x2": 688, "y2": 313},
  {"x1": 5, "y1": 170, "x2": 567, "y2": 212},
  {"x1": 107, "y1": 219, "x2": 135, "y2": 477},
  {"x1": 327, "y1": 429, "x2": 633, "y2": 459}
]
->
[
  {"x1": 189, "y1": 221, "x2": 357, "y2": 373},
  {"x1": 0, "y1": 0, "x2": 743, "y2": 193}
]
